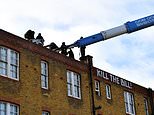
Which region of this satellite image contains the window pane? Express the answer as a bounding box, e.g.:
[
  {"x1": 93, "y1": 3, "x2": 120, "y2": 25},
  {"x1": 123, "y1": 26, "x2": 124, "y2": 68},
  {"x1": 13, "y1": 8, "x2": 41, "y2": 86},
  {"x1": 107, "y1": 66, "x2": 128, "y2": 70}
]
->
[
  {"x1": 10, "y1": 50, "x2": 19, "y2": 80},
  {"x1": 129, "y1": 94, "x2": 135, "y2": 114},
  {"x1": 74, "y1": 74, "x2": 80, "y2": 87},
  {"x1": 10, "y1": 65, "x2": 17, "y2": 78},
  {"x1": 10, "y1": 104, "x2": 18, "y2": 115},
  {"x1": 0, "y1": 47, "x2": 7, "y2": 62},
  {"x1": 74, "y1": 74, "x2": 77, "y2": 86},
  {"x1": 77, "y1": 75, "x2": 80, "y2": 86},
  {"x1": 74, "y1": 74, "x2": 80, "y2": 98},
  {"x1": 67, "y1": 83, "x2": 72, "y2": 96},
  {"x1": 41, "y1": 75, "x2": 48, "y2": 88},
  {"x1": 74, "y1": 85, "x2": 80, "y2": 97},
  {"x1": 67, "y1": 71, "x2": 73, "y2": 96},
  {"x1": 41, "y1": 62, "x2": 48, "y2": 75},
  {"x1": 10, "y1": 51, "x2": 18, "y2": 65},
  {"x1": 74, "y1": 86, "x2": 77, "y2": 97},
  {"x1": 124, "y1": 92, "x2": 128, "y2": 102},
  {"x1": 76, "y1": 86, "x2": 80, "y2": 97},
  {"x1": 144, "y1": 98, "x2": 149, "y2": 115},
  {"x1": 0, "y1": 62, "x2": 7, "y2": 75},
  {"x1": 67, "y1": 71, "x2": 72, "y2": 83},
  {"x1": 124, "y1": 92, "x2": 129, "y2": 113},
  {"x1": 0, "y1": 102, "x2": 6, "y2": 115}
]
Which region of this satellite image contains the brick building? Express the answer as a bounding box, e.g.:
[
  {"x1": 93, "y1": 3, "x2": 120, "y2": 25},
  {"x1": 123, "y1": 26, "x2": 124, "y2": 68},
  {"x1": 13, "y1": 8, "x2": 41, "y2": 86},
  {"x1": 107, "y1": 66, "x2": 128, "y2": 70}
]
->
[{"x1": 0, "y1": 29, "x2": 154, "y2": 115}]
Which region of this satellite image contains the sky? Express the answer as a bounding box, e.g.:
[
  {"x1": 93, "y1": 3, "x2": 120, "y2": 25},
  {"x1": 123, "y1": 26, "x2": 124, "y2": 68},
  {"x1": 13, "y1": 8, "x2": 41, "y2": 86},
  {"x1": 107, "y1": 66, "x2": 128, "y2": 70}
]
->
[{"x1": 0, "y1": 0, "x2": 154, "y2": 89}]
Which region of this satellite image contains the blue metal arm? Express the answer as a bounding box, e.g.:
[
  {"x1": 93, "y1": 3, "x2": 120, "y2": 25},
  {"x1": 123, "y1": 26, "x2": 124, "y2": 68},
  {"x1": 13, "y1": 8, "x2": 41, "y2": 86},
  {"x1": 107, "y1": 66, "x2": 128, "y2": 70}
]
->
[{"x1": 70, "y1": 14, "x2": 154, "y2": 48}]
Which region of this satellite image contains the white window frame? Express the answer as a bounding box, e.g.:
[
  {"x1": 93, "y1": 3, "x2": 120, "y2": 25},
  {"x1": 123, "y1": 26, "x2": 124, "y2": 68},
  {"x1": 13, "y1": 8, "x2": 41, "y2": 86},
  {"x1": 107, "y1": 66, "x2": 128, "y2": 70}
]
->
[
  {"x1": 95, "y1": 80, "x2": 101, "y2": 96},
  {"x1": 0, "y1": 101, "x2": 19, "y2": 115},
  {"x1": 67, "y1": 70, "x2": 81, "y2": 99},
  {"x1": 106, "y1": 84, "x2": 111, "y2": 99},
  {"x1": 0, "y1": 46, "x2": 19, "y2": 80},
  {"x1": 124, "y1": 91, "x2": 135, "y2": 115},
  {"x1": 144, "y1": 98, "x2": 149, "y2": 115},
  {"x1": 41, "y1": 61, "x2": 48, "y2": 89},
  {"x1": 42, "y1": 111, "x2": 50, "y2": 115}
]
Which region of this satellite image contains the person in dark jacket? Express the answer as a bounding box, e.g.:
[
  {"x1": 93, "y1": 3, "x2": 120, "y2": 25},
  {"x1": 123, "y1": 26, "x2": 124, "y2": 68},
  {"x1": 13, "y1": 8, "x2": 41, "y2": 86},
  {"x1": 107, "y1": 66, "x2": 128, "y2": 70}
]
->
[
  {"x1": 68, "y1": 49, "x2": 74, "y2": 59},
  {"x1": 36, "y1": 33, "x2": 45, "y2": 45},
  {"x1": 60, "y1": 42, "x2": 68, "y2": 55}
]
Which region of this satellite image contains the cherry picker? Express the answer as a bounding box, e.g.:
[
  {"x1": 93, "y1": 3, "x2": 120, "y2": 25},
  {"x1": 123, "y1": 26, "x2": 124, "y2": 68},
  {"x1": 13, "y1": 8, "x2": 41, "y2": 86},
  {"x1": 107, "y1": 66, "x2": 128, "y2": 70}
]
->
[{"x1": 68, "y1": 14, "x2": 154, "y2": 48}]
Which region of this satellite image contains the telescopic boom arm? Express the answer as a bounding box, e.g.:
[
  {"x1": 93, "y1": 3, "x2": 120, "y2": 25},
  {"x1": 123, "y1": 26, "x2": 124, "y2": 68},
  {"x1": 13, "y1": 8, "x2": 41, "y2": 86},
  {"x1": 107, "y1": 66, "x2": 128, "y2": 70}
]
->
[{"x1": 69, "y1": 14, "x2": 154, "y2": 48}]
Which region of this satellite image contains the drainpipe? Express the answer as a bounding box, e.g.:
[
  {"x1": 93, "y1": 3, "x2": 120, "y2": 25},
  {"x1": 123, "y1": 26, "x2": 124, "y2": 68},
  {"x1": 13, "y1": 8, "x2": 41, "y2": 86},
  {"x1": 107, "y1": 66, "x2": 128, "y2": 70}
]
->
[
  {"x1": 148, "y1": 88, "x2": 154, "y2": 115},
  {"x1": 80, "y1": 55, "x2": 95, "y2": 115},
  {"x1": 87, "y1": 55, "x2": 95, "y2": 115}
]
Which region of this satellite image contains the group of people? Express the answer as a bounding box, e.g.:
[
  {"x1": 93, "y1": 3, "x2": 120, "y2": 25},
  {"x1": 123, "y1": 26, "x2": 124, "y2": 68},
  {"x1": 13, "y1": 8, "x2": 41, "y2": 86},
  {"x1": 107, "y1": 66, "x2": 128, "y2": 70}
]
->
[
  {"x1": 24, "y1": 30, "x2": 86, "y2": 59},
  {"x1": 44, "y1": 41, "x2": 74, "y2": 58},
  {"x1": 60, "y1": 41, "x2": 86, "y2": 59},
  {"x1": 60, "y1": 42, "x2": 74, "y2": 59},
  {"x1": 24, "y1": 30, "x2": 45, "y2": 46}
]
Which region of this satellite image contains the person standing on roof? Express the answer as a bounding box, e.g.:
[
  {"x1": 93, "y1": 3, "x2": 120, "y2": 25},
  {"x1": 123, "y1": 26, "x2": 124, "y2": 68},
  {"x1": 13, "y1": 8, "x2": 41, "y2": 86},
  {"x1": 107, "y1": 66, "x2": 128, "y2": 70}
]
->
[
  {"x1": 80, "y1": 37, "x2": 86, "y2": 58},
  {"x1": 60, "y1": 42, "x2": 68, "y2": 55}
]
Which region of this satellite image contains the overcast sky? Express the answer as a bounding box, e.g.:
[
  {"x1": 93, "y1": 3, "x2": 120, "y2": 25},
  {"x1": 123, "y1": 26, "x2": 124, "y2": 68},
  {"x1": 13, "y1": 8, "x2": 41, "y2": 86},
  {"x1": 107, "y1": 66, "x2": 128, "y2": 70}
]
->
[{"x1": 1, "y1": 0, "x2": 154, "y2": 89}]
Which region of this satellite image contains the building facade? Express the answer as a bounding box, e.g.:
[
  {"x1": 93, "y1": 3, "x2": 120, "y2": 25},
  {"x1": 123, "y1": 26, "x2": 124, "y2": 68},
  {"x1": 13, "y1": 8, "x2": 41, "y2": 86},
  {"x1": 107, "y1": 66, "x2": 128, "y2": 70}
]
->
[{"x1": 0, "y1": 29, "x2": 154, "y2": 115}]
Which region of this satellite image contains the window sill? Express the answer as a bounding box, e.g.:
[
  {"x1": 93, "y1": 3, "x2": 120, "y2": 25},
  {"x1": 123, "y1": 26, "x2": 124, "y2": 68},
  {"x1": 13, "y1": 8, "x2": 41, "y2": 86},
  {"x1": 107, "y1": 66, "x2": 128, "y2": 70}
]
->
[
  {"x1": 68, "y1": 95, "x2": 81, "y2": 100},
  {"x1": 0, "y1": 75, "x2": 19, "y2": 81},
  {"x1": 41, "y1": 88, "x2": 50, "y2": 97},
  {"x1": 41, "y1": 87, "x2": 48, "y2": 90},
  {"x1": 126, "y1": 113, "x2": 135, "y2": 115},
  {"x1": 106, "y1": 98, "x2": 112, "y2": 104}
]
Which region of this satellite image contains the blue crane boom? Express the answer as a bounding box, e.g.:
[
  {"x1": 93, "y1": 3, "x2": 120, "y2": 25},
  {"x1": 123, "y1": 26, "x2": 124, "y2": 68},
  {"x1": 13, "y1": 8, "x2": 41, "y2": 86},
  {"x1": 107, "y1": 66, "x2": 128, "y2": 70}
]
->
[{"x1": 69, "y1": 14, "x2": 154, "y2": 48}]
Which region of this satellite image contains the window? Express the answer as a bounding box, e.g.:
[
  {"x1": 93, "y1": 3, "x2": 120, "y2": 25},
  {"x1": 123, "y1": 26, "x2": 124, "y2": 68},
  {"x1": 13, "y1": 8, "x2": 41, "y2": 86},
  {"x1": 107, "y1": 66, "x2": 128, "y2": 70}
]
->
[
  {"x1": 106, "y1": 84, "x2": 111, "y2": 99},
  {"x1": 95, "y1": 80, "x2": 101, "y2": 96},
  {"x1": 67, "y1": 70, "x2": 81, "y2": 99},
  {"x1": 0, "y1": 101, "x2": 19, "y2": 115},
  {"x1": 0, "y1": 46, "x2": 19, "y2": 80},
  {"x1": 124, "y1": 91, "x2": 135, "y2": 115},
  {"x1": 144, "y1": 98, "x2": 149, "y2": 115},
  {"x1": 41, "y1": 61, "x2": 48, "y2": 89},
  {"x1": 42, "y1": 111, "x2": 50, "y2": 115}
]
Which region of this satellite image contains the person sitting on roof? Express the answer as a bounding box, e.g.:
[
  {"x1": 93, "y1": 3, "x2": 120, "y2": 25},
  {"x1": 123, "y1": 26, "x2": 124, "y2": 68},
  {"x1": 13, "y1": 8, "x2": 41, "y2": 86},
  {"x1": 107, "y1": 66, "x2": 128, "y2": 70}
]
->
[
  {"x1": 60, "y1": 42, "x2": 68, "y2": 55},
  {"x1": 68, "y1": 49, "x2": 74, "y2": 59},
  {"x1": 24, "y1": 30, "x2": 35, "y2": 41},
  {"x1": 36, "y1": 33, "x2": 45, "y2": 46},
  {"x1": 49, "y1": 42, "x2": 59, "y2": 50}
]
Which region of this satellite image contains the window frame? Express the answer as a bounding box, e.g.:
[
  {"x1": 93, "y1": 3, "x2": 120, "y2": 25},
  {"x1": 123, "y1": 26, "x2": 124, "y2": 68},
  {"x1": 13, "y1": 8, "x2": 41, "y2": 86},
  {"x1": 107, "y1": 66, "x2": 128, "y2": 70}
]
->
[
  {"x1": 0, "y1": 101, "x2": 19, "y2": 115},
  {"x1": 67, "y1": 70, "x2": 81, "y2": 99},
  {"x1": 144, "y1": 98, "x2": 149, "y2": 115},
  {"x1": 105, "y1": 84, "x2": 112, "y2": 99},
  {"x1": 41, "y1": 60, "x2": 49, "y2": 89},
  {"x1": 95, "y1": 80, "x2": 101, "y2": 96},
  {"x1": 0, "y1": 46, "x2": 19, "y2": 80},
  {"x1": 124, "y1": 91, "x2": 135, "y2": 115}
]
